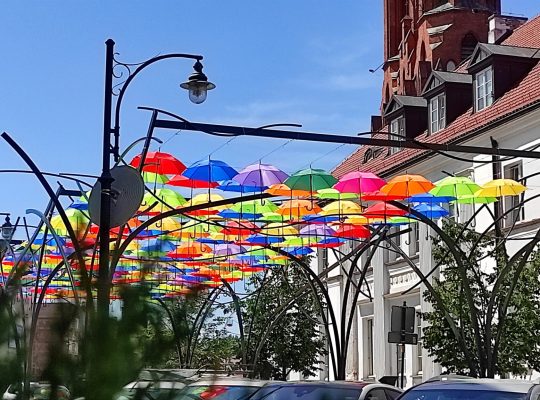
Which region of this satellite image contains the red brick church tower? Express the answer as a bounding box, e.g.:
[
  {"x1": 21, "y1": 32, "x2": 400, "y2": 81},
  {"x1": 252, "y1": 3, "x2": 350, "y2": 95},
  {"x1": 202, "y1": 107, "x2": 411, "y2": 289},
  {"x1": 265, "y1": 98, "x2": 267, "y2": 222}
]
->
[{"x1": 382, "y1": 0, "x2": 501, "y2": 110}]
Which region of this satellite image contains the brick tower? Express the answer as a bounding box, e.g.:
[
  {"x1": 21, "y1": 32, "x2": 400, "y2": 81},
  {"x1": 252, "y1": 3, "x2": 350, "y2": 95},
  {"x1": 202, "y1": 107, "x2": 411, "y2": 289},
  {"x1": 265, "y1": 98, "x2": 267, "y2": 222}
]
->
[{"x1": 381, "y1": 0, "x2": 501, "y2": 110}]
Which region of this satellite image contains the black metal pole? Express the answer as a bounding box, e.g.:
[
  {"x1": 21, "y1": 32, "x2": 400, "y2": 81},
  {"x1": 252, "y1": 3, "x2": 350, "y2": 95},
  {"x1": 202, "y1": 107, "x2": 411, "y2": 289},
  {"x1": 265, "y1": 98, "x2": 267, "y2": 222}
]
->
[
  {"x1": 97, "y1": 39, "x2": 115, "y2": 318},
  {"x1": 400, "y1": 302, "x2": 406, "y2": 389}
]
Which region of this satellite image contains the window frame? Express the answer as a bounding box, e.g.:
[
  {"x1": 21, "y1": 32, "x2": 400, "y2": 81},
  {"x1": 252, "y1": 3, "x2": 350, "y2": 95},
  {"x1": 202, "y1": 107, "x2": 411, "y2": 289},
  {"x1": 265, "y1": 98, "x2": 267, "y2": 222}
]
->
[
  {"x1": 365, "y1": 318, "x2": 375, "y2": 377},
  {"x1": 389, "y1": 117, "x2": 405, "y2": 155},
  {"x1": 474, "y1": 66, "x2": 494, "y2": 112},
  {"x1": 503, "y1": 161, "x2": 524, "y2": 227},
  {"x1": 429, "y1": 93, "x2": 446, "y2": 134}
]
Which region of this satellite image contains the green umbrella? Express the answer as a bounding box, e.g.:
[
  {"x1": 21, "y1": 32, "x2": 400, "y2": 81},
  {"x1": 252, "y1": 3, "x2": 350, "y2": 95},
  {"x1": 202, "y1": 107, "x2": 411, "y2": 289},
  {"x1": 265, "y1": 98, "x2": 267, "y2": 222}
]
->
[
  {"x1": 140, "y1": 188, "x2": 187, "y2": 212},
  {"x1": 429, "y1": 176, "x2": 481, "y2": 199},
  {"x1": 452, "y1": 194, "x2": 497, "y2": 204},
  {"x1": 142, "y1": 171, "x2": 169, "y2": 185},
  {"x1": 285, "y1": 168, "x2": 338, "y2": 192},
  {"x1": 257, "y1": 212, "x2": 289, "y2": 222},
  {"x1": 316, "y1": 188, "x2": 358, "y2": 200},
  {"x1": 231, "y1": 199, "x2": 278, "y2": 215}
]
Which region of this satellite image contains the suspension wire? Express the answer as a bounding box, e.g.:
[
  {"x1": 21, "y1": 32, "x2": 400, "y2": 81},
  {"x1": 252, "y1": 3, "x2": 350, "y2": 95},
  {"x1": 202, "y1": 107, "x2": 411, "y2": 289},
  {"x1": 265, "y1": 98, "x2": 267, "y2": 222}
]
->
[
  {"x1": 299, "y1": 143, "x2": 347, "y2": 170},
  {"x1": 250, "y1": 139, "x2": 294, "y2": 165}
]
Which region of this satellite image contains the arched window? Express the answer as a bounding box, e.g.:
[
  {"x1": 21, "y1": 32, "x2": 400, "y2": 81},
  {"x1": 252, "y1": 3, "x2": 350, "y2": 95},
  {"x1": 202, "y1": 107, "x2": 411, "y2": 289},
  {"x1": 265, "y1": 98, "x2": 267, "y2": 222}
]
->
[
  {"x1": 461, "y1": 33, "x2": 478, "y2": 61},
  {"x1": 446, "y1": 60, "x2": 456, "y2": 71}
]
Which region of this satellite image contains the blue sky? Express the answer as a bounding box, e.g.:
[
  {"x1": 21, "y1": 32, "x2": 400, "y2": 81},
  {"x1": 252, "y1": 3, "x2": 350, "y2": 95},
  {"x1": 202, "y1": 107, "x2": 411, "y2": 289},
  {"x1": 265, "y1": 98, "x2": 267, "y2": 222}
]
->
[{"x1": 0, "y1": 1, "x2": 538, "y2": 227}]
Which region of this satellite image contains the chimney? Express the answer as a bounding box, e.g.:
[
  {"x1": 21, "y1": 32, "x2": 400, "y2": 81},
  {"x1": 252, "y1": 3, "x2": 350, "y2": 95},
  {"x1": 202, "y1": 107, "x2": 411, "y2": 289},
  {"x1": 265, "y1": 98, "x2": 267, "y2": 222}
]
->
[{"x1": 488, "y1": 14, "x2": 528, "y2": 44}]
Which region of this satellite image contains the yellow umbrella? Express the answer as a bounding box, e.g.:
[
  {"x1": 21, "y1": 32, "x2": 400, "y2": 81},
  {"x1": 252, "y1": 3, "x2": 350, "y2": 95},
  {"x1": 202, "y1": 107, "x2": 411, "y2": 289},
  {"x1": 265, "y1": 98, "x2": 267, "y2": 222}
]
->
[
  {"x1": 343, "y1": 215, "x2": 372, "y2": 225},
  {"x1": 260, "y1": 223, "x2": 299, "y2": 237},
  {"x1": 148, "y1": 217, "x2": 182, "y2": 232},
  {"x1": 320, "y1": 200, "x2": 363, "y2": 216},
  {"x1": 475, "y1": 179, "x2": 526, "y2": 198}
]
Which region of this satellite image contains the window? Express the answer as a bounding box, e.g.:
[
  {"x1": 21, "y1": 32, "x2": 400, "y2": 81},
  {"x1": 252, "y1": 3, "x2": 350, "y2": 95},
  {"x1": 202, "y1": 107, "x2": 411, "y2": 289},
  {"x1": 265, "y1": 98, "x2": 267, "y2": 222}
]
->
[
  {"x1": 503, "y1": 161, "x2": 524, "y2": 227},
  {"x1": 475, "y1": 67, "x2": 493, "y2": 111},
  {"x1": 366, "y1": 318, "x2": 374, "y2": 376},
  {"x1": 446, "y1": 60, "x2": 456, "y2": 72},
  {"x1": 365, "y1": 389, "x2": 388, "y2": 400},
  {"x1": 409, "y1": 222, "x2": 419, "y2": 256},
  {"x1": 389, "y1": 117, "x2": 405, "y2": 154},
  {"x1": 461, "y1": 33, "x2": 478, "y2": 61},
  {"x1": 429, "y1": 94, "x2": 446, "y2": 134},
  {"x1": 415, "y1": 312, "x2": 423, "y2": 375}
]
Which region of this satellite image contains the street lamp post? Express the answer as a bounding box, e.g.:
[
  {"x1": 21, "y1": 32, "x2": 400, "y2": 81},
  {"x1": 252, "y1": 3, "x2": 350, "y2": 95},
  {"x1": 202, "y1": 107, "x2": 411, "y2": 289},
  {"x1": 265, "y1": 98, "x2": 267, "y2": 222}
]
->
[{"x1": 97, "y1": 39, "x2": 215, "y2": 317}]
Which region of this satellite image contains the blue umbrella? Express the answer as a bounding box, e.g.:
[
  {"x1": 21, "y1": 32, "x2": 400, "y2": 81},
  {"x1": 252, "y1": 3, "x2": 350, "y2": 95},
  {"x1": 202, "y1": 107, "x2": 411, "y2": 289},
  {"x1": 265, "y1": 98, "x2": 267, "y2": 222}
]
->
[
  {"x1": 408, "y1": 193, "x2": 456, "y2": 203},
  {"x1": 139, "y1": 239, "x2": 177, "y2": 253},
  {"x1": 183, "y1": 159, "x2": 238, "y2": 182},
  {"x1": 217, "y1": 180, "x2": 267, "y2": 193},
  {"x1": 283, "y1": 247, "x2": 314, "y2": 256},
  {"x1": 218, "y1": 209, "x2": 263, "y2": 220},
  {"x1": 244, "y1": 235, "x2": 284, "y2": 245},
  {"x1": 302, "y1": 214, "x2": 341, "y2": 224},
  {"x1": 412, "y1": 203, "x2": 449, "y2": 219}
]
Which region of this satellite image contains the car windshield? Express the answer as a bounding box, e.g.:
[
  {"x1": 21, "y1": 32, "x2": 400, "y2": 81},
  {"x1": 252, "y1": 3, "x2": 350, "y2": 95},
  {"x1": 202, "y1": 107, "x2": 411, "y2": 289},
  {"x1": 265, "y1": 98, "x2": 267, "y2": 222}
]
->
[
  {"x1": 173, "y1": 385, "x2": 259, "y2": 400},
  {"x1": 248, "y1": 385, "x2": 362, "y2": 400},
  {"x1": 400, "y1": 389, "x2": 529, "y2": 400}
]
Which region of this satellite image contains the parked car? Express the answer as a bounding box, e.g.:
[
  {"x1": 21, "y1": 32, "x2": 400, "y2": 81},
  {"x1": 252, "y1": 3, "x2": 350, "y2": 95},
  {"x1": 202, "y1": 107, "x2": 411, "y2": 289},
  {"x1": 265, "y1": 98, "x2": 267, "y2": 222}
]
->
[
  {"x1": 3, "y1": 382, "x2": 70, "y2": 400},
  {"x1": 247, "y1": 381, "x2": 402, "y2": 400},
  {"x1": 115, "y1": 369, "x2": 200, "y2": 400},
  {"x1": 172, "y1": 377, "x2": 269, "y2": 400},
  {"x1": 396, "y1": 376, "x2": 540, "y2": 400}
]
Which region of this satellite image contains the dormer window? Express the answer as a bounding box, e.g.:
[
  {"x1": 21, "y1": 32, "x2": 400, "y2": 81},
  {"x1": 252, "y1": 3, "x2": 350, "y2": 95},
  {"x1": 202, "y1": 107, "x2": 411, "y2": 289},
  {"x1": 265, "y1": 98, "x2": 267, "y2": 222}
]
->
[
  {"x1": 389, "y1": 117, "x2": 405, "y2": 154},
  {"x1": 429, "y1": 93, "x2": 446, "y2": 134},
  {"x1": 475, "y1": 67, "x2": 493, "y2": 111}
]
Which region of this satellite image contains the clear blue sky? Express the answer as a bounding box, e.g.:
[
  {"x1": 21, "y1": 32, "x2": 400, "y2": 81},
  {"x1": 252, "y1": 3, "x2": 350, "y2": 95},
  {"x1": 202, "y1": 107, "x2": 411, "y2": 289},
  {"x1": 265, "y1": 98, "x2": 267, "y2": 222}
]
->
[{"x1": 0, "y1": 1, "x2": 538, "y2": 227}]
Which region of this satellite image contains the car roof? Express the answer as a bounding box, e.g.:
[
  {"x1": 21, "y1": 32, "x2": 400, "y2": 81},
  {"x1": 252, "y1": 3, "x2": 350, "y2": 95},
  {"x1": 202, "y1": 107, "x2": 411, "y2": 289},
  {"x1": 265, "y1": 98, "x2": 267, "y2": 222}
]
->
[
  {"x1": 416, "y1": 379, "x2": 536, "y2": 393},
  {"x1": 186, "y1": 377, "x2": 269, "y2": 387},
  {"x1": 124, "y1": 381, "x2": 187, "y2": 389}
]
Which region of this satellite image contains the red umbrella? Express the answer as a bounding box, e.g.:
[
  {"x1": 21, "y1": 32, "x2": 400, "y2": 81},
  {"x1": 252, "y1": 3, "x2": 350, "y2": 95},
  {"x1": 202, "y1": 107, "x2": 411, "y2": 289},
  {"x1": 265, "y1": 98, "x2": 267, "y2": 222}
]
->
[
  {"x1": 220, "y1": 221, "x2": 260, "y2": 237},
  {"x1": 335, "y1": 224, "x2": 371, "y2": 239},
  {"x1": 130, "y1": 152, "x2": 186, "y2": 175},
  {"x1": 360, "y1": 191, "x2": 407, "y2": 201},
  {"x1": 363, "y1": 202, "x2": 407, "y2": 218},
  {"x1": 168, "y1": 175, "x2": 218, "y2": 189}
]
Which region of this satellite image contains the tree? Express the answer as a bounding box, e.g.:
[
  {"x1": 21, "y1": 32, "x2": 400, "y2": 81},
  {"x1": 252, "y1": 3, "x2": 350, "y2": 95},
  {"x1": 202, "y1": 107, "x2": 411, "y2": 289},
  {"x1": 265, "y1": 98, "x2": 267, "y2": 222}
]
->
[
  {"x1": 236, "y1": 262, "x2": 327, "y2": 380},
  {"x1": 422, "y1": 220, "x2": 540, "y2": 377}
]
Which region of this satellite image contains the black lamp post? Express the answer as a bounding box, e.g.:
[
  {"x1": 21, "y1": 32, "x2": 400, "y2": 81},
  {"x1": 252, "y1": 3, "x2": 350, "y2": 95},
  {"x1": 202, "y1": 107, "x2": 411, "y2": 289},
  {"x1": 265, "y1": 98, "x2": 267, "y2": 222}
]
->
[{"x1": 97, "y1": 39, "x2": 214, "y2": 317}]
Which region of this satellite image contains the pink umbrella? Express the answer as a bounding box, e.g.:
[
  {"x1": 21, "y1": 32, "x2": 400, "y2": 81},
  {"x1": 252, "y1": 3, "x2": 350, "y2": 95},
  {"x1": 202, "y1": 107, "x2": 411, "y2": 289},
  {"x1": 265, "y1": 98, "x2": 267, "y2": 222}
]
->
[{"x1": 334, "y1": 171, "x2": 386, "y2": 194}]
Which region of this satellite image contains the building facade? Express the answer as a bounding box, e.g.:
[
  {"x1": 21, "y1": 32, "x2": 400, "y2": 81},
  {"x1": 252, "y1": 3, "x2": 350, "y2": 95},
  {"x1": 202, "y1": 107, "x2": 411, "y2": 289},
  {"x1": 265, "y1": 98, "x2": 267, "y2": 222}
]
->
[{"x1": 325, "y1": 5, "x2": 540, "y2": 387}]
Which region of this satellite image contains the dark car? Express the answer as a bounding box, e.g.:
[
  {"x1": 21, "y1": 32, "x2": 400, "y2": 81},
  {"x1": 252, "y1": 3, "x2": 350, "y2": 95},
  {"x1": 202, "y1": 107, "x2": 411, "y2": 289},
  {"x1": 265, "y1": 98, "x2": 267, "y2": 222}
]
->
[
  {"x1": 247, "y1": 381, "x2": 402, "y2": 400},
  {"x1": 397, "y1": 376, "x2": 540, "y2": 400}
]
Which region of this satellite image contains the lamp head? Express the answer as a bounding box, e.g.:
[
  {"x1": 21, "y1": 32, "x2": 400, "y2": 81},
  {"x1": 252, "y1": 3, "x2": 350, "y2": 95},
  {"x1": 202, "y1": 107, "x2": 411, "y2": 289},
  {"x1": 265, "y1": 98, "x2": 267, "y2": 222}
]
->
[
  {"x1": 180, "y1": 60, "x2": 216, "y2": 104},
  {"x1": 1, "y1": 216, "x2": 13, "y2": 241}
]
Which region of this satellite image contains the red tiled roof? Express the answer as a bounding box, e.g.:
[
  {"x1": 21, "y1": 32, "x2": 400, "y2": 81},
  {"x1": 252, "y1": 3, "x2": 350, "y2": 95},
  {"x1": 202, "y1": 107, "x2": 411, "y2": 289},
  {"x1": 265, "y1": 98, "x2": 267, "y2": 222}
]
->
[
  {"x1": 333, "y1": 16, "x2": 540, "y2": 179},
  {"x1": 503, "y1": 14, "x2": 540, "y2": 48}
]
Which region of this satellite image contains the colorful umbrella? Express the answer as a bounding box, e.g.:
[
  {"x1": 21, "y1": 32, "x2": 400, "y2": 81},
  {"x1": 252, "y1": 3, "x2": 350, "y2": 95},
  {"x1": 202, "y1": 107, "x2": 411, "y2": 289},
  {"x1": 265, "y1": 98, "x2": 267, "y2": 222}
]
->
[
  {"x1": 217, "y1": 180, "x2": 267, "y2": 193},
  {"x1": 316, "y1": 188, "x2": 358, "y2": 200},
  {"x1": 277, "y1": 200, "x2": 321, "y2": 218},
  {"x1": 381, "y1": 174, "x2": 435, "y2": 197},
  {"x1": 167, "y1": 175, "x2": 218, "y2": 189},
  {"x1": 285, "y1": 168, "x2": 338, "y2": 192},
  {"x1": 363, "y1": 202, "x2": 407, "y2": 218},
  {"x1": 142, "y1": 171, "x2": 169, "y2": 185},
  {"x1": 320, "y1": 200, "x2": 363, "y2": 216},
  {"x1": 412, "y1": 203, "x2": 449, "y2": 219},
  {"x1": 130, "y1": 152, "x2": 186, "y2": 175},
  {"x1": 266, "y1": 184, "x2": 312, "y2": 197},
  {"x1": 334, "y1": 171, "x2": 386, "y2": 194},
  {"x1": 183, "y1": 159, "x2": 238, "y2": 182},
  {"x1": 334, "y1": 224, "x2": 371, "y2": 239},
  {"x1": 475, "y1": 179, "x2": 526, "y2": 198},
  {"x1": 407, "y1": 193, "x2": 455, "y2": 203},
  {"x1": 233, "y1": 163, "x2": 289, "y2": 187},
  {"x1": 361, "y1": 191, "x2": 407, "y2": 201},
  {"x1": 429, "y1": 176, "x2": 481, "y2": 199},
  {"x1": 452, "y1": 195, "x2": 497, "y2": 204}
]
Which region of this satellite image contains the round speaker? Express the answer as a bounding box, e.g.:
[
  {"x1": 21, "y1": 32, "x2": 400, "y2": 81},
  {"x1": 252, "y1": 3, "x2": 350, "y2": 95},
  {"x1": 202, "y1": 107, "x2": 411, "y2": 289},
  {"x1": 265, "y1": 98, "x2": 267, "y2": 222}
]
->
[{"x1": 88, "y1": 166, "x2": 145, "y2": 228}]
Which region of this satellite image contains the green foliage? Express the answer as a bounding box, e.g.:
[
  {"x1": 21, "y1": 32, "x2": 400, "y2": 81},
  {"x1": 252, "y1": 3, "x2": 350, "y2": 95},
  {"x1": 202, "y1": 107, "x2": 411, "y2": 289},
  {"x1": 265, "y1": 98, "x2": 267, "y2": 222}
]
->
[
  {"x1": 237, "y1": 262, "x2": 327, "y2": 380},
  {"x1": 422, "y1": 220, "x2": 540, "y2": 377}
]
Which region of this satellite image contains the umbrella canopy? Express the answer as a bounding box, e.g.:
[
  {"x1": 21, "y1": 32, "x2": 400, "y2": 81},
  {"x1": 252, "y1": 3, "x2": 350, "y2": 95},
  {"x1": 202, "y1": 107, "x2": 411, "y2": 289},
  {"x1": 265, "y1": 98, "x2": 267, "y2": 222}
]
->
[
  {"x1": 130, "y1": 152, "x2": 186, "y2": 175},
  {"x1": 299, "y1": 224, "x2": 336, "y2": 237},
  {"x1": 260, "y1": 223, "x2": 299, "y2": 237},
  {"x1": 139, "y1": 239, "x2": 177, "y2": 254},
  {"x1": 334, "y1": 224, "x2": 371, "y2": 239},
  {"x1": 183, "y1": 159, "x2": 238, "y2": 182},
  {"x1": 217, "y1": 180, "x2": 267, "y2": 193},
  {"x1": 334, "y1": 171, "x2": 386, "y2": 194},
  {"x1": 266, "y1": 184, "x2": 312, "y2": 197},
  {"x1": 430, "y1": 176, "x2": 481, "y2": 199},
  {"x1": 186, "y1": 193, "x2": 227, "y2": 216},
  {"x1": 315, "y1": 188, "x2": 358, "y2": 200},
  {"x1": 452, "y1": 195, "x2": 497, "y2": 204},
  {"x1": 167, "y1": 175, "x2": 218, "y2": 189},
  {"x1": 407, "y1": 193, "x2": 455, "y2": 204},
  {"x1": 220, "y1": 221, "x2": 260, "y2": 236},
  {"x1": 361, "y1": 191, "x2": 407, "y2": 201},
  {"x1": 381, "y1": 174, "x2": 435, "y2": 197},
  {"x1": 167, "y1": 242, "x2": 212, "y2": 259},
  {"x1": 285, "y1": 168, "x2": 338, "y2": 192},
  {"x1": 140, "y1": 189, "x2": 187, "y2": 214},
  {"x1": 142, "y1": 171, "x2": 169, "y2": 185},
  {"x1": 321, "y1": 200, "x2": 363, "y2": 216},
  {"x1": 412, "y1": 203, "x2": 449, "y2": 219},
  {"x1": 475, "y1": 179, "x2": 526, "y2": 198},
  {"x1": 233, "y1": 163, "x2": 289, "y2": 187},
  {"x1": 363, "y1": 202, "x2": 407, "y2": 218},
  {"x1": 277, "y1": 200, "x2": 322, "y2": 218},
  {"x1": 212, "y1": 244, "x2": 246, "y2": 257},
  {"x1": 231, "y1": 199, "x2": 278, "y2": 215}
]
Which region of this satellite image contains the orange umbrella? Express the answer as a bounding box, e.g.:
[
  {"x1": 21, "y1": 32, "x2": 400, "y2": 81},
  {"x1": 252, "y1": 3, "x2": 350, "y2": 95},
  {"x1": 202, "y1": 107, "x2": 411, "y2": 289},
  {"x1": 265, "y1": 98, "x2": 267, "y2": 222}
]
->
[
  {"x1": 381, "y1": 174, "x2": 435, "y2": 197},
  {"x1": 266, "y1": 184, "x2": 312, "y2": 197},
  {"x1": 167, "y1": 242, "x2": 212, "y2": 259},
  {"x1": 277, "y1": 200, "x2": 321, "y2": 218}
]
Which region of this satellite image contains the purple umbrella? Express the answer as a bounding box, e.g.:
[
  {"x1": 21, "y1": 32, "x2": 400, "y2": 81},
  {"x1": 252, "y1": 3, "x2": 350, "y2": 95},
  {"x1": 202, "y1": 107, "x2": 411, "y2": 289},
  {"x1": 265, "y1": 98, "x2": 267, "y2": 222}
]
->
[
  {"x1": 233, "y1": 163, "x2": 289, "y2": 187},
  {"x1": 212, "y1": 243, "x2": 246, "y2": 257},
  {"x1": 299, "y1": 224, "x2": 336, "y2": 237}
]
